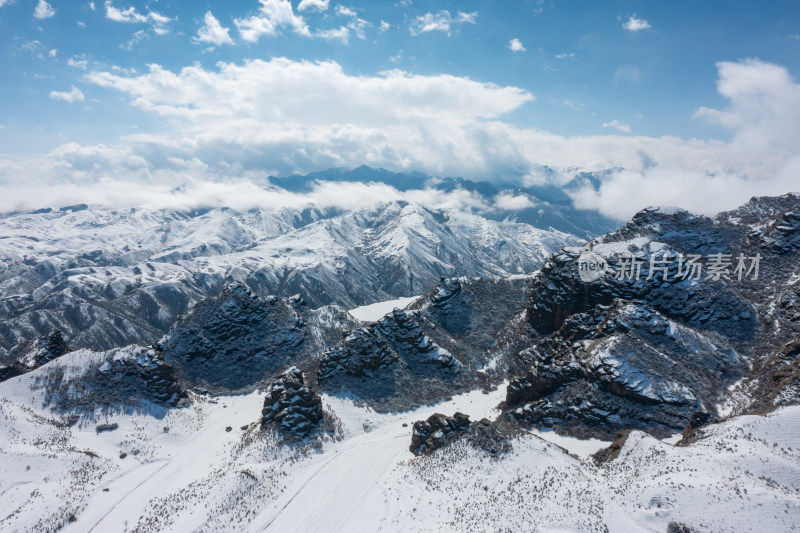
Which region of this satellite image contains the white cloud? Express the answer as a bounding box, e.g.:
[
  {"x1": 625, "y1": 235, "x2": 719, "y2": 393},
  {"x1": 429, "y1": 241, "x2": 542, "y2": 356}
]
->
[
  {"x1": 297, "y1": 0, "x2": 329, "y2": 12},
  {"x1": 49, "y1": 86, "x2": 85, "y2": 103},
  {"x1": 632, "y1": 113, "x2": 643, "y2": 120},
  {"x1": 622, "y1": 15, "x2": 651, "y2": 32},
  {"x1": 316, "y1": 26, "x2": 349, "y2": 43},
  {"x1": 234, "y1": 0, "x2": 309, "y2": 41},
  {"x1": 68, "y1": 57, "x2": 88, "y2": 69},
  {"x1": 120, "y1": 29, "x2": 148, "y2": 50},
  {"x1": 48, "y1": 48, "x2": 57, "y2": 58},
  {"x1": 194, "y1": 11, "x2": 234, "y2": 46},
  {"x1": 602, "y1": 119, "x2": 632, "y2": 133},
  {"x1": 18, "y1": 40, "x2": 41, "y2": 55},
  {"x1": 457, "y1": 12, "x2": 477, "y2": 24},
  {"x1": 693, "y1": 58, "x2": 800, "y2": 173},
  {"x1": 571, "y1": 59, "x2": 800, "y2": 218},
  {"x1": 332, "y1": 5, "x2": 369, "y2": 40},
  {"x1": 493, "y1": 192, "x2": 536, "y2": 210},
  {"x1": 336, "y1": 5, "x2": 356, "y2": 17},
  {"x1": 86, "y1": 58, "x2": 531, "y2": 124},
  {"x1": 410, "y1": 10, "x2": 477, "y2": 36},
  {"x1": 379, "y1": 20, "x2": 391, "y2": 32},
  {"x1": 389, "y1": 50, "x2": 403, "y2": 64},
  {"x1": 104, "y1": 1, "x2": 170, "y2": 33},
  {"x1": 89, "y1": 2, "x2": 95, "y2": 10},
  {"x1": 33, "y1": 0, "x2": 55, "y2": 19},
  {"x1": 508, "y1": 38, "x2": 526, "y2": 52},
  {"x1": 2, "y1": 58, "x2": 798, "y2": 220},
  {"x1": 555, "y1": 52, "x2": 577, "y2": 59},
  {"x1": 0, "y1": 0, "x2": 13, "y2": 7}
]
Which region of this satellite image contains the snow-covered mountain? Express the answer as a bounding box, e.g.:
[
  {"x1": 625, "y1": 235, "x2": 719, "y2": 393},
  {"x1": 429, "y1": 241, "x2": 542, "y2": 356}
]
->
[
  {"x1": 0, "y1": 197, "x2": 581, "y2": 360},
  {"x1": 506, "y1": 193, "x2": 800, "y2": 439},
  {"x1": 0, "y1": 192, "x2": 799, "y2": 532}
]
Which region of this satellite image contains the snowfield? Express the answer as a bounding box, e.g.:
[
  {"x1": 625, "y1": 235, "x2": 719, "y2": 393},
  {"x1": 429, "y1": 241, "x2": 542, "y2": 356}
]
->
[
  {"x1": 1, "y1": 360, "x2": 800, "y2": 532},
  {"x1": 348, "y1": 296, "x2": 420, "y2": 322}
]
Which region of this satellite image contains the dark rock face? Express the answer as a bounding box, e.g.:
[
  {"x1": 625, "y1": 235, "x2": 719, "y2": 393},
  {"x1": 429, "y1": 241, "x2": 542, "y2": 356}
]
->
[
  {"x1": 505, "y1": 194, "x2": 800, "y2": 439},
  {"x1": 591, "y1": 430, "x2": 635, "y2": 464},
  {"x1": 410, "y1": 412, "x2": 471, "y2": 456},
  {"x1": 0, "y1": 330, "x2": 71, "y2": 383},
  {"x1": 408, "y1": 276, "x2": 540, "y2": 376},
  {"x1": 318, "y1": 308, "x2": 471, "y2": 411},
  {"x1": 682, "y1": 410, "x2": 713, "y2": 438},
  {"x1": 316, "y1": 275, "x2": 541, "y2": 411},
  {"x1": 158, "y1": 283, "x2": 356, "y2": 392},
  {"x1": 28, "y1": 330, "x2": 70, "y2": 368},
  {"x1": 261, "y1": 367, "x2": 323, "y2": 439},
  {"x1": 744, "y1": 333, "x2": 800, "y2": 414},
  {"x1": 37, "y1": 347, "x2": 187, "y2": 414},
  {"x1": 0, "y1": 365, "x2": 21, "y2": 382},
  {"x1": 506, "y1": 300, "x2": 742, "y2": 438}
]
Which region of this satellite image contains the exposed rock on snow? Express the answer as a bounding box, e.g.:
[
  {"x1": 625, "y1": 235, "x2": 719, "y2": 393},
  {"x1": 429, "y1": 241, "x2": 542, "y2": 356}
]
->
[
  {"x1": 29, "y1": 346, "x2": 187, "y2": 415},
  {"x1": 261, "y1": 367, "x2": 324, "y2": 439},
  {"x1": 410, "y1": 411, "x2": 471, "y2": 455},
  {"x1": 157, "y1": 282, "x2": 356, "y2": 392},
  {"x1": 506, "y1": 193, "x2": 800, "y2": 439}
]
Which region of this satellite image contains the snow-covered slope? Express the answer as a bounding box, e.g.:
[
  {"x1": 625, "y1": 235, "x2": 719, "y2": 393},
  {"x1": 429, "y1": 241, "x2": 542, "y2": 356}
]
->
[{"x1": 1, "y1": 356, "x2": 799, "y2": 532}]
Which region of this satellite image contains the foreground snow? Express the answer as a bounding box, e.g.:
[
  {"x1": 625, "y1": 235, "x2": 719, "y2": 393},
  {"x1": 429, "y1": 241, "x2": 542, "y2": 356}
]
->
[{"x1": 1, "y1": 368, "x2": 799, "y2": 532}]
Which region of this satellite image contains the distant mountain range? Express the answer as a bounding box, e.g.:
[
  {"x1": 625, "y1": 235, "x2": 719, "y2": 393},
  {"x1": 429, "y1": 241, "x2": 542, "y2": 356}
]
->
[{"x1": 0, "y1": 166, "x2": 613, "y2": 358}]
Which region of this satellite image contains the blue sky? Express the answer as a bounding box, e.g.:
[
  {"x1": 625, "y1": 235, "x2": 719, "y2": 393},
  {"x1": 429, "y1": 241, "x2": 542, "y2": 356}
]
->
[{"x1": 0, "y1": 0, "x2": 799, "y2": 216}]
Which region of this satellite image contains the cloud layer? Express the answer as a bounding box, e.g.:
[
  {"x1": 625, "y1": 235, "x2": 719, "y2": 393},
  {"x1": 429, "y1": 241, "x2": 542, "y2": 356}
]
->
[{"x1": 1, "y1": 58, "x2": 798, "y2": 219}]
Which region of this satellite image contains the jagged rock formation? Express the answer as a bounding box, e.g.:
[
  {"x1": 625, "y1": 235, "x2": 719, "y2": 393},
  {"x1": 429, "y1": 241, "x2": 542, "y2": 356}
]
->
[
  {"x1": 24, "y1": 330, "x2": 70, "y2": 368},
  {"x1": 505, "y1": 193, "x2": 800, "y2": 439},
  {"x1": 408, "y1": 275, "x2": 539, "y2": 376},
  {"x1": 506, "y1": 300, "x2": 744, "y2": 438},
  {"x1": 261, "y1": 367, "x2": 323, "y2": 439},
  {"x1": 409, "y1": 412, "x2": 471, "y2": 455},
  {"x1": 157, "y1": 283, "x2": 357, "y2": 392},
  {"x1": 34, "y1": 346, "x2": 187, "y2": 414},
  {"x1": 0, "y1": 330, "x2": 71, "y2": 383},
  {"x1": 315, "y1": 275, "x2": 539, "y2": 411},
  {"x1": 318, "y1": 308, "x2": 474, "y2": 411}
]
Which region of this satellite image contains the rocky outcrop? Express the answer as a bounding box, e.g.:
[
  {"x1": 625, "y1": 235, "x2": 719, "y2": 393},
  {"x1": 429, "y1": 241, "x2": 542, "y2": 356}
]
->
[
  {"x1": 158, "y1": 283, "x2": 356, "y2": 392},
  {"x1": 681, "y1": 410, "x2": 714, "y2": 442},
  {"x1": 0, "y1": 330, "x2": 71, "y2": 383},
  {"x1": 318, "y1": 308, "x2": 471, "y2": 411},
  {"x1": 26, "y1": 330, "x2": 70, "y2": 368},
  {"x1": 591, "y1": 429, "x2": 635, "y2": 464},
  {"x1": 37, "y1": 346, "x2": 187, "y2": 414},
  {"x1": 261, "y1": 367, "x2": 323, "y2": 439},
  {"x1": 506, "y1": 194, "x2": 800, "y2": 439},
  {"x1": 506, "y1": 300, "x2": 741, "y2": 438},
  {"x1": 743, "y1": 333, "x2": 800, "y2": 414},
  {"x1": 409, "y1": 412, "x2": 471, "y2": 456}
]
